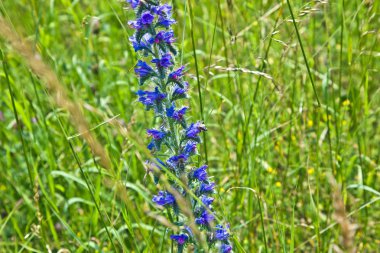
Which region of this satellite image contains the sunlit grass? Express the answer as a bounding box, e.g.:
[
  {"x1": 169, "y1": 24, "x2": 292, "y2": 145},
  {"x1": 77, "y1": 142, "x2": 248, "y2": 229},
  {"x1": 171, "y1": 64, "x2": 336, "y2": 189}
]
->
[{"x1": 0, "y1": 0, "x2": 379, "y2": 252}]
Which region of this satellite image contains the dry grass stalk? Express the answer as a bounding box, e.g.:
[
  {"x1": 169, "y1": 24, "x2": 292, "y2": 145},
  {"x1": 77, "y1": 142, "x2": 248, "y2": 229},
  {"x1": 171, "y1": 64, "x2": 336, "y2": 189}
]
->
[
  {"x1": 0, "y1": 16, "x2": 112, "y2": 171},
  {"x1": 329, "y1": 175, "x2": 358, "y2": 253}
]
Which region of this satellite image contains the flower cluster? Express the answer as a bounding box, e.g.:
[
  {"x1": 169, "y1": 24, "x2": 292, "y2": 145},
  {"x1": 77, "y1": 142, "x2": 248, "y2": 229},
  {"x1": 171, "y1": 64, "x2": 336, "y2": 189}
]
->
[{"x1": 126, "y1": 0, "x2": 232, "y2": 252}]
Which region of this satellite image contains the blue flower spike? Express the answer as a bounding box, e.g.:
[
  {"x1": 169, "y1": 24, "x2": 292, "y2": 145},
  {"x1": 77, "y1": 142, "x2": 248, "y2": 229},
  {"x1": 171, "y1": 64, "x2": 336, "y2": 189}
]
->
[{"x1": 127, "y1": 0, "x2": 233, "y2": 251}]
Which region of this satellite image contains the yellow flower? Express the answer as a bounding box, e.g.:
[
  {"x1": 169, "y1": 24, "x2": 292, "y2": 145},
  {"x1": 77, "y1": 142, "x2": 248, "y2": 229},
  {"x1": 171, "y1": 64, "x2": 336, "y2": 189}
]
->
[
  {"x1": 307, "y1": 120, "x2": 313, "y2": 127},
  {"x1": 275, "y1": 181, "x2": 282, "y2": 187},
  {"x1": 0, "y1": 184, "x2": 6, "y2": 191},
  {"x1": 323, "y1": 113, "x2": 332, "y2": 122},
  {"x1": 307, "y1": 168, "x2": 315, "y2": 175},
  {"x1": 267, "y1": 167, "x2": 274, "y2": 174},
  {"x1": 343, "y1": 99, "x2": 350, "y2": 107}
]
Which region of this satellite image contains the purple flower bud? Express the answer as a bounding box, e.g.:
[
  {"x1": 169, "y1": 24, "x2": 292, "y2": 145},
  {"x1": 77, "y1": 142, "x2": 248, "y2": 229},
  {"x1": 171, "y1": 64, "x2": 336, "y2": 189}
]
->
[
  {"x1": 170, "y1": 234, "x2": 188, "y2": 245},
  {"x1": 130, "y1": 34, "x2": 152, "y2": 52},
  {"x1": 128, "y1": 20, "x2": 142, "y2": 30},
  {"x1": 168, "y1": 66, "x2": 185, "y2": 81},
  {"x1": 152, "y1": 53, "x2": 173, "y2": 68},
  {"x1": 215, "y1": 225, "x2": 230, "y2": 241},
  {"x1": 153, "y1": 30, "x2": 176, "y2": 44},
  {"x1": 183, "y1": 141, "x2": 197, "y2": 156},
  {"x1": 195, "y1": 210, "x2": 214, "y2": 225},
  {"x1": 186, "y1": 121, "x2": 207, "y2": 139},
  {"x1": 147, "y1": 141, "x2": 155, "y2": 150},
  {"x1": 135, "y1": 60, "x2": 155, "y2": 77},
  {"x1": 220, "y1": 244, "x2": 232, "y2": 253},
  {"x1": 130, "y1": 36, "x2": 144, "y2": 52},
  {"x1": 147, "y1": 129, "x2": 166, "y2": 140},
  {"x1": 152, "y1": 4, "x2": 172, "y2": 16},
  {"x1": 128, "y1": 11, "x2": 155, "y2": 30},
  {"x1": 167, "y1": 154, "x2": 188, "y2": 168},
  {"x1": 167, "y1": 105, "x2": 188, "y2": 121},
  {"x1": 137, "y1": 87, "x2": 166, "y2": 108},
  {"x1": 126, "y1": 0, "x2": 140, "y2": 9},
  {"x1": 172, "y1": 82, "x2": 189, "y2": 101},
  {"x1": 173, "y1": 82, "x2": 188, "y2": 93},
  {"x1": 157, "y1": 16, "x2": 176, "y2": 28},
  {"x1": 199, "y1": 182, "x2": 215, "y2": 194},
  {"x1": 201, "y1": 195, "x2": 214, "y2": 206},
  {"x1": 152, "y1": 191, "x2": 175, "y2": 206},
  {"x1": 140, "y1": 11, "x2": 155, "y2": 25},
  {"x1": 193, "y1": 165, "x2": 208, "y2": 181}
]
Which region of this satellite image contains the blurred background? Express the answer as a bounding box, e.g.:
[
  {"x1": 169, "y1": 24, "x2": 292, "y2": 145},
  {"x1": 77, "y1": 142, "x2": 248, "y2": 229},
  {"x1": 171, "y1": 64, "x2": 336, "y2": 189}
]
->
[{"x1": 0, "y1": 0, "x2": 379, "y2": 252}]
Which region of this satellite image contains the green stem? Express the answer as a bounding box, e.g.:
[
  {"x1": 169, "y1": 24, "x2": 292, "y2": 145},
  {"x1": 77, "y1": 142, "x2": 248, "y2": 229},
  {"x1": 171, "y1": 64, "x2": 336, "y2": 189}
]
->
[
  {"x1": 286, "y1": 0, "x2": 321, "y2": 106},
  {"x1": 2, "y1": 51, "x2": 34, "y2": 188}
]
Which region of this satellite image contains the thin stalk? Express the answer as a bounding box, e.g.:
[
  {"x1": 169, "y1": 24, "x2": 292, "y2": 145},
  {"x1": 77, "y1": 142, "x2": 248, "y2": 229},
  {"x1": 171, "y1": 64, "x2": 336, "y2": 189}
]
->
[
  {"x1": 188, "y1": 0, "x2": 208, "y2": 163},
  {"x1": 67, "y1": 141, "x2": 118, "y2": 252},
  {"x1": 242, "y1": 12, "x2": 281, "y2": 162},
  {"x1": 180, "y1": 0, "x2": 187, "y2": 65},
  {"x1": 257, "y1": 193, "x2": 268, "y2": 253},
  {"x1": 46, "y1": 99, "x2": 118, "y2": 252},
  {"x1": 286, "y1": 0, "x2": 321, "y2": 106},
  {"x1": 2, "y1": 51, "x2": 34, "y2": 188}
]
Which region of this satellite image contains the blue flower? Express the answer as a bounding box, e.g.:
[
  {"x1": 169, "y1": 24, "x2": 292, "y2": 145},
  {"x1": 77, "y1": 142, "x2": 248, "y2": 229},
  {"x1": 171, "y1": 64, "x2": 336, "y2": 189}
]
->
[
  {"x1": 128, "y1": 20, "x2": 142, "y2": 30},
  {"x1": 147, "y1": 129, "x2": 166, "y2": 151},
  {"x1": 193, "y1": 165, "x2": 208, "y2": 181},
  {"x1": 183, "y1": 141, "x2": 197, "y2": 156},
  {"x1": 215, "y1": 225, "x2": 230, "y2": 240},
  {"x1": 126, "y1": 0, "x2": 140, "y2": 9},
  {"x1": 199, "y1": 182, "x2": 215, "y2": 194},
  {"x1": 152, "y1": 53, "x2": 173, "y2": 68},
  {"x1": 170, "y1": 234, "x2": 188, "y2": 245},
  {"x1": 168, "y1": 66, "x2": 185, "y2": 82},
  {"x1": 167, "y1": 105, "x2": 188, "y2": 121},
  {"x1": 201, "y1": 195, "x2": 214, "y2": 206},
  {"x1": 220, "y1": 244, "x2": 232, "y2": 253},
  {"x1": 140, "y1": 11, "x2": 155, "y2": 25},
  {"x1": 186, "y1": 121, "x2": 207, "y2": 139},
  {"x1": 153, "y1": 30, "x2": 176, "y2": 44},
  {"x1": 147, "y1": 129, "x2": 166, "y2": 140},
  {"x1": 195, "y1": 210, "x2": 215, "y2": 225},
  {"x1": 172, "y1": 82, "x2": 189, "y2": 101},
  {"x1": 152, "y1": 4, "x2": 172, "y2": 17},
  {"x1": 136, "y1": 87, "x2": 166, "y2": 108},
  {"x1": 152, "y1": 191, "x2": 175, "y2": 206},
  {"x1": 167, "y1": 154, "x2": 188, "y2": 168},
  {"x1": 157, "y1": 16, "x2": 176, "y2": 28},
  {"x1": 152, "y1": 5, "x2": 176, "y2": 28},
  {"x1": 147, "y1": 141, "x2": 155, "y2": 150},
  {"x1": 130, "y1": 34, "x2": 152, "y2": 52},
  {"x1": 128, "y1": 11, "x2": 155, "y2": 30},
  {"x1": 135, "y1": 60, "x2": 155, "y2": 77}
]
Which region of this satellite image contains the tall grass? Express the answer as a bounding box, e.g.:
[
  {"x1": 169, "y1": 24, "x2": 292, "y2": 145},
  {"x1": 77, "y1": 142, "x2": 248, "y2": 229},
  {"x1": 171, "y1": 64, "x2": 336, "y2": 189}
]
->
[{"x1": 0, "y1": 0, "x2": 379, "y2": 252}]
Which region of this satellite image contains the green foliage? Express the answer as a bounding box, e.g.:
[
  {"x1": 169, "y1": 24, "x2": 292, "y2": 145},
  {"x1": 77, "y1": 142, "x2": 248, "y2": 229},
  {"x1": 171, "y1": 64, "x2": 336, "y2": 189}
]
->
[{"x1": 0, "y1": 0, "x2": 379, "y2": 252}]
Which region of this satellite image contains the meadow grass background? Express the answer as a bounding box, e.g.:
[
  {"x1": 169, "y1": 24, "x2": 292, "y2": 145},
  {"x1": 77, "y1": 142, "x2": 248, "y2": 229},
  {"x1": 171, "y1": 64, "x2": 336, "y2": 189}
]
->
[{"x1": 0, "y1": 0, "x2": 379, "y2": 252}]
